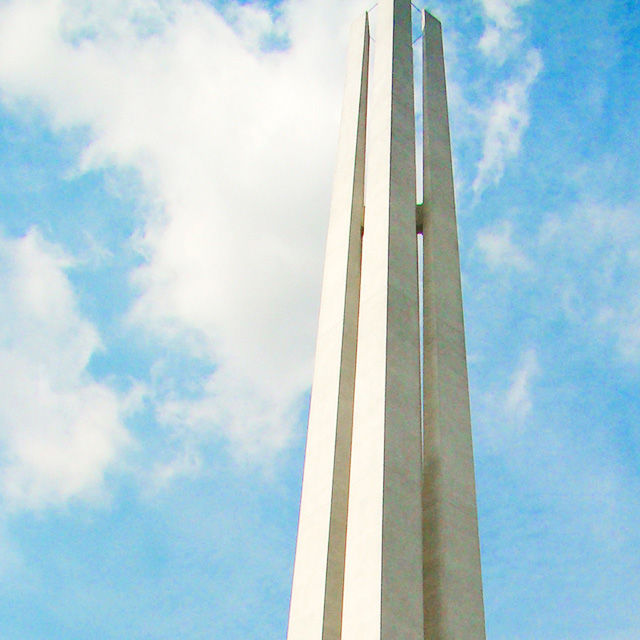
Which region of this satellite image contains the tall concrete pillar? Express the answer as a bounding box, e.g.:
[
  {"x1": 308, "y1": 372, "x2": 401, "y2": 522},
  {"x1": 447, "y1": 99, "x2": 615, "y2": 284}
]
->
[
  {"x1": 287, "y1": 4, "x2": 486, "y2": 640},
  {"x1": 341, "y1": 0, "x2": 423, "y2": 638},
  {"x1": 421, "y1": 11, "x2": 486, "y2": 638},
  {"x1": 287, "y1": 13, "x2": 369, "y2": 640}
]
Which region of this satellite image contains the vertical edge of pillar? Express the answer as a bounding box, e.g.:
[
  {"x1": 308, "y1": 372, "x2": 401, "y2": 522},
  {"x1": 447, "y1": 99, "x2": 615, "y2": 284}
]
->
[
  {"x1": 421, "y1": 10, "x2": 487, "y2": 640},
  {"x1": 287, "y1": 13, "x2": 370, "y2": 640},
  {"x1": 342, "y1": 0, "x2": 423, "y2": 638}
]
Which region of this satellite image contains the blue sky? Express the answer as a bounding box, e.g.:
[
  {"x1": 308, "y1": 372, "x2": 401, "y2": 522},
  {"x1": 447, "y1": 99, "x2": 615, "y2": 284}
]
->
[{"x1": 0, "y1": 0, "x2": 639, "y2": 638}]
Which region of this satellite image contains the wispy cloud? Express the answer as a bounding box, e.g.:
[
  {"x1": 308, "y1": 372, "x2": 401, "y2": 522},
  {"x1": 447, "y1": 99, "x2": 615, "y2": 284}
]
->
[
  {"x1": 474, "y1": 201, "x2": 640, "y2": 365},
  {"x1": 477, "y1": 347, "x2": 540, "y2": 448},
  {"x1": 477, "y1": 0, "x2": 533, "y2": 63},
  {"x1": 469, "y1": 0, "x2": 542, "y2": 197},
  {"x1": 539, "y1": 202, "x2": 640, "y2": 363},
  {"x1": 148, "y1": 442, "x2": 202, "y2": 491},
  {"x1": 473, "y1": 48, "x2": 542, "y2": 195},
  {"x1": 504, "y1": 347, "x2": 539, "y2": 421},
  {"x1": 0, "y1": 229, "x2": 131, "y2": 509},
  {"x1": 476, "y1": 219, "x2": 533, "y2": 271},
  {"x1": 475, "y1": 340, "x2": 640, "y2": 555}
]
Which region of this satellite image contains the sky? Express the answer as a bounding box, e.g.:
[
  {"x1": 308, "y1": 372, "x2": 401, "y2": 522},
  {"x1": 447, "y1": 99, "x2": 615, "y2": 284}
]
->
[{"x1": 0, "y1": 0, "x2": 638, "y2": 638}]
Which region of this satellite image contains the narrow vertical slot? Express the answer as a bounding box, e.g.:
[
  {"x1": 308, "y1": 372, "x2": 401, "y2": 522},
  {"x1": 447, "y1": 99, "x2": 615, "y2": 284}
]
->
[{"x1": 417, "y1": 229, "x2": 425, "y2": 455}]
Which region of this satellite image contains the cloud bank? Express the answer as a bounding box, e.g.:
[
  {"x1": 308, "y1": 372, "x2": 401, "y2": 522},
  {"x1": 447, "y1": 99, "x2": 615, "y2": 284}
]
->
[
  {"x1": 0, "y1": 229, "x2": 129, "y2": 509},
  {"x1": 0, "y1": 0, "x2": 366, "y2": 462}
]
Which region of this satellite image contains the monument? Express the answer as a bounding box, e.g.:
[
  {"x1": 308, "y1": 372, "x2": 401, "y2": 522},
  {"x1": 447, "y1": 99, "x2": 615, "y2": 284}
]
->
[{"x1": 287, "y1": 1, "x2": 486, "y2": 638}]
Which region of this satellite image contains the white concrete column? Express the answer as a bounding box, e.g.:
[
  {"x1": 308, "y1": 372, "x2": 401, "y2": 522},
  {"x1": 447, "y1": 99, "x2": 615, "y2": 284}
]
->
[
  {"x1": 341, "y1": 0, "x2": 424, "y2": 638},
  {"x1": 286, "y1": 13, "x2": 369, "y2": 640},
  {"x1": 421, "y1": 11, "x2": 487, "y2": 639}
]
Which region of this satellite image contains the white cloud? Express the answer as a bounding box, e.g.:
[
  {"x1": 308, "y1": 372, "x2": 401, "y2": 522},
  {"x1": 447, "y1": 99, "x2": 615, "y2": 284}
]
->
[
  {"x1": 474, "y1": 203, "x2": 640, "y2": 365},
  {"x1": 471, "y1": 203, "x2": 640, "y2": 555},
  {"x1": 539, "y1": 202, "x2": 640, "y2": 362},
  {"x1": 597, "y1": 297, "x2": 640, "y2": 362},
  {"x1": 478, "y1": 0, "x2": 531, "y2": 62},
  {"x1": 618, "y1": 303, "x2": 640, "y2": 360},
  {"x1": 148, "y1": 442, "x2": 202, "y2": 492},
  {"x1": 479, "y1": 0, "x2": 530, "y2": 29},
  {"x1": 476, "y1": 219, "x2": 532, "y2": 271},
  {"x1": 0, "y1": 0, "x2": 366, "y2": 458},
  {"x1": 505, "y1": 347, "x2": 539, "y2": 421},
  {"x1": 475, "y1": 347, "x2": 540, "y2": 450},
  {"x1": 223, "y1": 1, "x2": 287, "y2": 50},
  {"x1": 471, "y1": 0, "x2": 542, "y2": 196},
  {"x1": 475, "y1": 342, "x2": 639, "y2": 554},
  {"x1": 0, "y1": 229, "x2": 131, "y2": 509},
  {"x1": 473, "y1": 48, "x2": 542, "y2": 194}
]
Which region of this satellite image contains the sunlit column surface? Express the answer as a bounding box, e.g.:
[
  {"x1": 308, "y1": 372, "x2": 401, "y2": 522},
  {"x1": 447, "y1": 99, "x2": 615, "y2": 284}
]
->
[
  {"x1": 287, "y1": 3, "x2": 486, "y2": 639},
  {"x1": 286, "y1": 13, "x2": 369, "y2": 640},
  {"x1": 341, "y1": 0, "x2": 424, "y2": 638}
]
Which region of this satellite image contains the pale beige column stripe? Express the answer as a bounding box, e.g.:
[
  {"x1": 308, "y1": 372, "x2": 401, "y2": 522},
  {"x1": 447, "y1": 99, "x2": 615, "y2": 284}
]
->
[
  {"x1": 341, "y1": 0, "x2": 423, "y2": 638},
  {"x1": 286, "y1": 13, "x2": 369, "y2": 640},
  {"x1": 421, "y1": 10, "x2": 487, "y2": 640}
]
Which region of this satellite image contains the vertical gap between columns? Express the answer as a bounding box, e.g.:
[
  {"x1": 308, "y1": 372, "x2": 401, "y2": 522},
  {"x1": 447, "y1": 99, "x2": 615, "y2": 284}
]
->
[
  {"x1": 415, "y1": 9, "x2": 425, "y2": 457},
  {"x1": 417, "y1": 231, "x2": 424, "y2": 455}
]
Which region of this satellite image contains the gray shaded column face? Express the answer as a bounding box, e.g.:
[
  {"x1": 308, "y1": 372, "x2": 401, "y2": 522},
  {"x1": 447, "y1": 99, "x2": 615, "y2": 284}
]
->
[
  {"x1": 422, "y1": 10, "x2": 486, "y2": 640},
  {"x1": 341, "y1": 0, "x2": 423, "y2": 638},
  {"x1": 286, "y1": 13, "x2": 369, "y2": 640},
  {"x1": 287, "y1": 4, "x2": 486, "y2": 640}
]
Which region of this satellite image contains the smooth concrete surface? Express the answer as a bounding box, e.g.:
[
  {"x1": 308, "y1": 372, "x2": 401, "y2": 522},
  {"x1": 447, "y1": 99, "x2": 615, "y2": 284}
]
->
[
  {"x1": 288, "y1": 4, "x2": 486, "y2": 639},
  {"x1": 341, "y1": 1, "x2": 424, "y2": 638},
  {"x1": 422, "y1": 10, "x2": 486, "y2": 639},
  {"x1": 286, "y1": 14, "x2": 369, "y2": 640}
]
